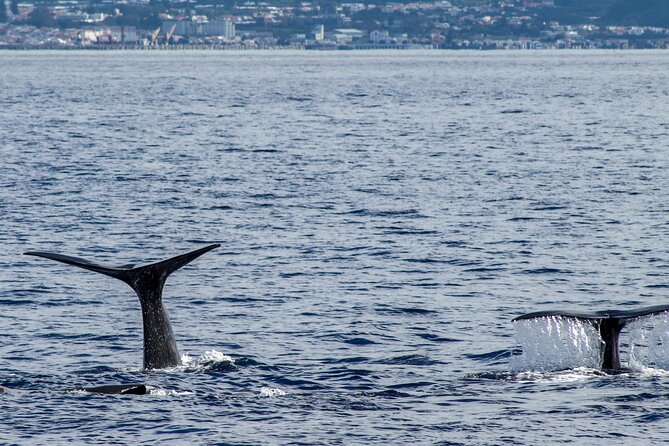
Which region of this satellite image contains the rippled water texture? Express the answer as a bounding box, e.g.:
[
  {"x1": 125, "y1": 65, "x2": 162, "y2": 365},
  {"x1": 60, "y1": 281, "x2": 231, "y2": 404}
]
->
[{"x1": 1, "y1": 50, "x2": 669, "y2": 444}]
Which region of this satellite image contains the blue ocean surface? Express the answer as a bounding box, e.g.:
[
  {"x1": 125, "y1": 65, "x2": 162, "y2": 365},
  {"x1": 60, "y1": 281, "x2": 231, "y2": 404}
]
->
[{"x1": 1, "y1": 49, "x2": 669, "y2": 444}]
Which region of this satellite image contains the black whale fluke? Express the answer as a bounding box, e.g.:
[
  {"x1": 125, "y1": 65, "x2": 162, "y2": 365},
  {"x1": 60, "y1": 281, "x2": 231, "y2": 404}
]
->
[
  {"x1": 25, "y1": 243, "x2": 220, "y2": 370},
  {"x1": 513, "y1": 305, "x2": 669, "y2": 371}
]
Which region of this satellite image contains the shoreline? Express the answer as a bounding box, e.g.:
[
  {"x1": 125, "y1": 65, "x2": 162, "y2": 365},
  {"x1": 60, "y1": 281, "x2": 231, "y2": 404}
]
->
[{"x1": 1, "y1": 44, "x2": 667, "y2": 51}]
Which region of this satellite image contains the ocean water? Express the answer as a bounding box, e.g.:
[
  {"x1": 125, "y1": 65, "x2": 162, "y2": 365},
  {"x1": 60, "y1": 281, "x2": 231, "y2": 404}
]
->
[{"x1": 1, "y1": 49, "x2": 669, "y2": 445}]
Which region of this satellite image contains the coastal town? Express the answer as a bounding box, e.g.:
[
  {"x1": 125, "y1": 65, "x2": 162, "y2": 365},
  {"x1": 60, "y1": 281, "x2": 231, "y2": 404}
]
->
[{"x1": 1, "y1": 0, "x2": 668, "y2": 49}]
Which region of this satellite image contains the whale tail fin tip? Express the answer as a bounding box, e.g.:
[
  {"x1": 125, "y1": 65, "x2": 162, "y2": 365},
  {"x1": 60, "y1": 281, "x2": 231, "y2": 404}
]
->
[
  {"x1": 147, "y1": 243, "x2": 221, "y2": 280},
  {"x1": 24, "y1": 251, "x2": 128, "y2": 280}
]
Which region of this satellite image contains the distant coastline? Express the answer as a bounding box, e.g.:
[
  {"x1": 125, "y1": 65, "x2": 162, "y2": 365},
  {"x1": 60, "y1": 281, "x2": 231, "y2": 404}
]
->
[
  {"x1": 1, "y1": 44, "x2": 667, "y2": 51},
  {"x1": 3, "y1": 0, "x2": 669, "y2": 51}
]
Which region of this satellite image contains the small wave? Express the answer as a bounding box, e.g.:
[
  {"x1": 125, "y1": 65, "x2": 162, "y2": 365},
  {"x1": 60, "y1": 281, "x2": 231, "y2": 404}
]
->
[
  {"x1": 344, "y1": 92, "x2": 368, "y2": 98},
  {"x1": 362, "y1": 389, "x2": 412, "y2": 398},
  {"x1": 574, "y1": 145, "x2": 603, "y2": 151},
  {"x1": 415, "y1": 333, "x2": 462, "y2": 343},
  {"x1": 464, "y1": 267, "x2": 506, "y2": 273},
  {"x1": 386, "y1": 381, "x2": 432, "y2": 389},
  {"x1": 286, "y1": 96, "x2": 312, "y2": 102},
  {"x1": 322, "y1": 368, "x2": 376, "y2": 383},
  {"x1": 532, "y1": 205, "x2": 567, "y2": 211},
  {"x1": 280, "y1": 272, "x2": 306, "y2": 278},
  {"x1": 271, "y1": 377, "x2": 323, "y2": 390},
  {"x1": 375, "y1": 354, "x2": 440, "y2": 366},
  {"x1": 376, "y1": 306, "x2": 438, "y2": 316},
  {"x1": 343, "y1": 337, "x2": 377, "y2": 345},
  {"x1": 507, "y1": 216, "x2": 539, "y2": 221},
  {"x1": 520, "y1": 267, "x2": 572, "y2": 275},
  {"x1": 382, "y1": 227, "x2": 440, "y2": 236},
  {"x1": 637, "y1": 413, "x2": 669, "y2": 423},
  {"x1": 77, "y1": 365, "x2": 127, "y2": 375},
  {"x1": 465, "y1": 349, "x2": 512, "y2": 362},
  {"x1": 328, "y1": 356, "x2": 368, "y2": 364},
  {"x1": 343, "y1": 208, "x2": 424, "y2": 218},
  {"x1": 404, "y1": 258, "x2": 451, "y2": 264},
  {"x1": 606, "y1": 392, "x2": 663, "y2": 403}
]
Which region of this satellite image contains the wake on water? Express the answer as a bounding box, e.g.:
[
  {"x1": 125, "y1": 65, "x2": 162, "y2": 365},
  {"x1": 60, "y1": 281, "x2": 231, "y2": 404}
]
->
[{"x1": 61, "y1": 350, "x2": 288, "y2": 398}]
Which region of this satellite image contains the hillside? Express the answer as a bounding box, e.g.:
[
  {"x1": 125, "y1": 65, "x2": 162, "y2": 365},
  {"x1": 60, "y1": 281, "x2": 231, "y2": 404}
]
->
[{"x1": 604, "y1": 0, "x2": 669, "y2": 27}]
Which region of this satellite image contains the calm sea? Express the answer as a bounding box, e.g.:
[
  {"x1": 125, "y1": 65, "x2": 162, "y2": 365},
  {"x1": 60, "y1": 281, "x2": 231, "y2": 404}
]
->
[{"x1": 1, "y1": 50, "x2": 669, "y2": 445}]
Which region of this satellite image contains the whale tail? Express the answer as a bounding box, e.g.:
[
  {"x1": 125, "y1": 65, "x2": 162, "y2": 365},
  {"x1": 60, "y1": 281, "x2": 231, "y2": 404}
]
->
[
  {"x1": 24, "y1": 243, "x2": 220, "y2": 289},
  {"x1": 513, "y1": 305, "x2": 669, "y2": 370},
  {"x1": 25, "y1": 243, "x2": 220, "y2": 369}
]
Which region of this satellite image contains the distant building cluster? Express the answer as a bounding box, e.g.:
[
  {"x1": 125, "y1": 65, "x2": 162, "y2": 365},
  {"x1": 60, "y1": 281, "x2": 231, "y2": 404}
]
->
[
  {"x1": 1, "y1": 0, "x2": 669, "y2": 49},
  {"x1": 161, "y1": 19, "x2": 235, "y2": 41}
]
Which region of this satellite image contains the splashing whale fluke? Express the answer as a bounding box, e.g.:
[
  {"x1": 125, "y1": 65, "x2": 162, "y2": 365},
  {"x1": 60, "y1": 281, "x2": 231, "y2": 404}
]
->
[
  {"x1": 25, "y1": 243, "x2": 220, "y2": 370},
  {"x1": 513, "y1": 305, "x2": 669, "y2": 371}
]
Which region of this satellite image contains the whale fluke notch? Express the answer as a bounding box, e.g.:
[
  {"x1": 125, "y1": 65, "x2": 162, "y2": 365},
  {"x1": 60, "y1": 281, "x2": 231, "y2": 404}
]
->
[
  {"x1": 83, "y1": 384, "x2": 148, "y2": 395},
  {"x1": 25, "y1": 243, "x2": 221, "y2": 370},
  {"x1": 513, "y1": 305, "x2": 669, "y2": 370}
]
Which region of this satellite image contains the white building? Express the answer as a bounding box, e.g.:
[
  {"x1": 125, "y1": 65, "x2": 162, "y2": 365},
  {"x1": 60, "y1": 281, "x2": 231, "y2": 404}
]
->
[
  {"x1": 111, "y1": 27, "x2": 138, "y2": 43},
  {"x1": 312, "y1": 24, "x2": 324, "y2": 41},
  {"x1": 81, "y1": 26, "x2": 139, "y2": 44},
  {"x1": 163, "y1": 19, "x2": 235, "y2": 39},
  {"x1": 202, "y1": 21, "x2": 235, "y2": 39},
  {"x1": 369, "y1": 29, "x2": 390, "y2": 44},
  {"x1": 331, "y1": 28, "x2": 365, "y2": 43}
]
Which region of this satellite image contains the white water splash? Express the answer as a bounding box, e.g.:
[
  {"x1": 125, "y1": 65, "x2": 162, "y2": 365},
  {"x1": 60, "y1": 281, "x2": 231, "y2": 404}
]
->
[
  {"x1": 147, "y1": 387, "x2": 195, "y2": 397},
  {"x1": 510, "y1": 317, "x2": 602, "y2": 372},
  {"x1": 259, "y1": 387, "x2": 287, "y2": 397},
  {"x1": 514, "y1": 367, "x2": 605, "y2": 383},
  {"x1": 181, "y1": 350, "x2": 236, "y2": 370},
  {"x1": 626, "y1": 314, "x2": 669, "y2": 371},
  {"x1": 511, "y1": 314, "x2": 669, "y2": 373}
]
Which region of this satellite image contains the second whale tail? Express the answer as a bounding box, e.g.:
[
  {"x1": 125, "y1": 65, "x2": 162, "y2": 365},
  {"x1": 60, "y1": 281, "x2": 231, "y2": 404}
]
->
[
  {"x1": 25, "y1": 243, "x2": 220, "y2": 369},
  {"x1": 513, "y1": 305, "x2": 669, "y2": 371}
]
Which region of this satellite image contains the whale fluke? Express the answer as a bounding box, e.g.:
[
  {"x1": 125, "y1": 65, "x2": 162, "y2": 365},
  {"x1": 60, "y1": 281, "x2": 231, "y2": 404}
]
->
[
  {"x1": 513, "y1": 305, "x2": 669, "y2": 370},
  {"x1": 25, "y1": 244, "x2": 220, "y2": 370},
  {"x1": 83, "y1": 384, "x2": 148, "y2": 395}
]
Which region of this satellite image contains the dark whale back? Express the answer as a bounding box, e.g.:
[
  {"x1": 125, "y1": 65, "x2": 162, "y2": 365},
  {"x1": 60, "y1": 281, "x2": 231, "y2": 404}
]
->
[{"x1": 84, "y1": 384, "x2": 148, "y2": 395}]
